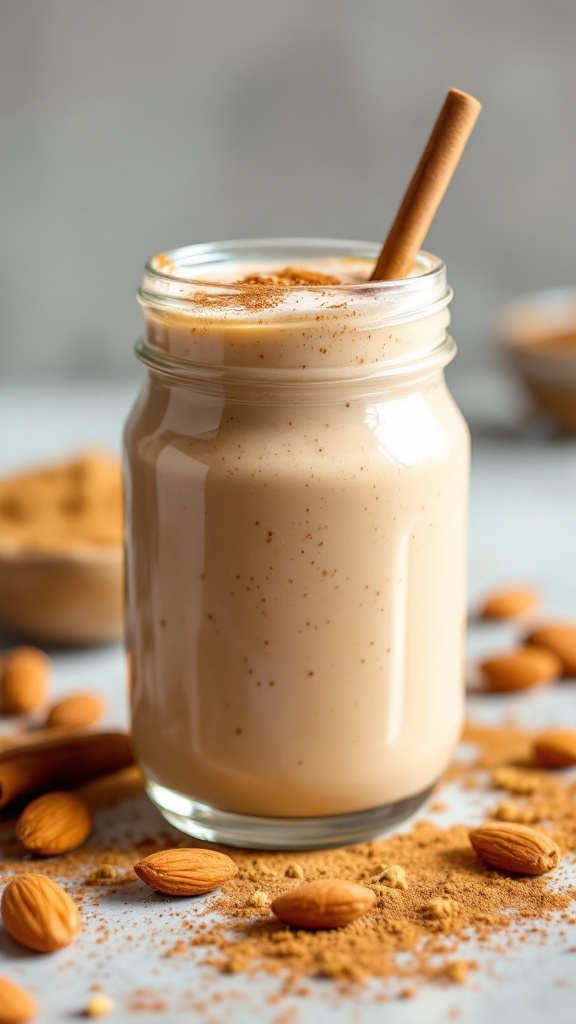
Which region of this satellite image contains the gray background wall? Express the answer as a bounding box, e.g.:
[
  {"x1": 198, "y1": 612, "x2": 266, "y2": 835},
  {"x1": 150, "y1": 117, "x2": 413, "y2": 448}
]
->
[{"x1": 1, "y1": 0, "x2": 575, "y2": 381}]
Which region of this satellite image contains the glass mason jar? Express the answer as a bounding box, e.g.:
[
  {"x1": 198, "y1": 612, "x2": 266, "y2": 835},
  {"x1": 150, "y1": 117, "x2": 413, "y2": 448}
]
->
[{"x1": 124, "y1": 238, "x2": 469, "y2": 850}]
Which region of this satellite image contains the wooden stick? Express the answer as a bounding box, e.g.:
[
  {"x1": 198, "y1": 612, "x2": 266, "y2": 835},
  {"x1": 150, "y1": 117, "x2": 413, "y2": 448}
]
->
[
  {"x1": 0, "y1": 731, "x2": 133, "y2": 809},
  {"x1": 370, "y1": 88, "x2": 482, "y2": 281},
  {"x1": 0, "y1": 726, "x2": 88, "y2": 751}
]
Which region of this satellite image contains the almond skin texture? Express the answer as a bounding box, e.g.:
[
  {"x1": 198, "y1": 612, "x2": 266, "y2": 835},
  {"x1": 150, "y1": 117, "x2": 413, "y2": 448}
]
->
[
  {"x1": 533, "y1": 729, "x2": 576, "y2": 768},
  {"x1": 0, "y1": 648, "x2": 51, "y2": 715},
  {"x1": 134, "y1": 848, "x2": 237, "y2": 895},
  {"x1": 16, "y1": 791, "x2": 93, "y2": 855},
  {"x1": 46, "y1": 692, "x2": 105, "y2": 730},
  {"x1": 525, "y1": 623, "x2": 576, "y2": 677},
  {"x1": 1, "y1": 873, "x2": 81, "y2": 952},
  {"x1": 479, "y1": 646, "x2": 561, "y2": 692},
  {"x1": 271, "y1": 879, "x2": 376, "y2": 930},
  {"x1": 0, "y1": 975, "x2": 38, "y2": 1024},
  {"x1": 479, "y1": 587, "x2": 540, "y2": 620},
  {"x1": 469, "y1": 822, "x2": 561, "y2": 875}
]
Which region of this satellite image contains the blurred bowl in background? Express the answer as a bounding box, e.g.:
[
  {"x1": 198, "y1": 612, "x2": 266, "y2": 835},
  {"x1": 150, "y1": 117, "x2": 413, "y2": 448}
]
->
[
  {"x1": 0, "y1": 450, "x2": 124, "y2": 646},
  {"x1": 0, "y1": 542, "x2": 123, "y2": 646},
  {"x1": 498, "y1": 287, "x2": 576, "y2": 433}
]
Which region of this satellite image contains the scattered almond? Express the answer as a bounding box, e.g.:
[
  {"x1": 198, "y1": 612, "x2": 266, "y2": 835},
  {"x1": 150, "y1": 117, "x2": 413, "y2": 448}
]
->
[
  {"x1": 0, "y1": 648, "x2": 51, "y2": 715},
  {"x1": 533, "y1": 728, "x2": 576, "y2": 768},
  {"x1": 46, "y1": 692, "x2": 105, "y2": 730},
  {"x1": 1, "y1": 873, "x2": 81, "y2": 952},
  {"x1": 478, "y1": 587, "x2": 540, "y2": 620},
  {"x1": 469, "y1": 822, "x2": 561, "y2": 875},
  {"x1": 525, "y1": 623, "x2": 576, "y2": 676},
  {"x1": 16, "y1": 792, "x2": 93, "y2": 856},
  {"x1": 85, "y1": 994, "x2": 115, "y2": 1017},
  {"x1": 271, "y1": 879, "x2": 375, "y2": 930},
  {"x1": 134, "y1": 848, "x2": 237, "y2": 895},
  {"x1": 0, "y1": 975, "x2": 38, "y2": 1024},
  {"x1": 479, "y1": 646, "x2": 561, "y2": 692}
]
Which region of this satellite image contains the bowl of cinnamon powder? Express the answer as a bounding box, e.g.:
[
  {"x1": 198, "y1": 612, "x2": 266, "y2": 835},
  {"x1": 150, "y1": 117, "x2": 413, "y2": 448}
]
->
[
  {"x1": 498, "y1": 287, "x2": 576, "y2": 432},
  {"x1": 0, "y1": 451, "x2": 123, "y2": 645}
]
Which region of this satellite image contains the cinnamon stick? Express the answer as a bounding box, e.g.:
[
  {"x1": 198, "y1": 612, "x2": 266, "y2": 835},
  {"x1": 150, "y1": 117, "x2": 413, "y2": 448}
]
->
[
  {"x1": 0, "y1": 725, "x2": 86, "y2": 751},
  {"x1": 371, "y1": 88, "x2": 482, "y2": 281},
  {"x1": 0, "y1": 731, "x2": 133, "y2": 809}
]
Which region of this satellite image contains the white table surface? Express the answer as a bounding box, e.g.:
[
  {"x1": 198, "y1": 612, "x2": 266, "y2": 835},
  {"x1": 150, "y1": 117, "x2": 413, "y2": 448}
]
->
[{"x1": 0, "y1": 373, "x2": 575, "y2": 1024}]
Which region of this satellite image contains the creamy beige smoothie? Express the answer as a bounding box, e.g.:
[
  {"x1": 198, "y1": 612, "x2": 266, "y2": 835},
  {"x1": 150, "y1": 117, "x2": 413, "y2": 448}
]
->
[{"x1": 124, "y1": 240, "x2": 469, "y2": 836}]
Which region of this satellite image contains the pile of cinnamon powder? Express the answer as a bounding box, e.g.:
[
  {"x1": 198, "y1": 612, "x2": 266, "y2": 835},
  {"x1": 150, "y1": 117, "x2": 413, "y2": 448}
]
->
[
  {"x1": 1, "y1": 721, "x2": 574, "y2": 999},
  {"x1": 197, "y1": 721, "x2": 576, "y2": 986},
  {"x1": 0, "y1": 450, "x2": 122, "y2": 552}
]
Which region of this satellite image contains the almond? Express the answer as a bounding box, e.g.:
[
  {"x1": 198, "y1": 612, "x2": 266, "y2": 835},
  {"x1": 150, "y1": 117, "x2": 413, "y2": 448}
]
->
[
  {"x1": 0, "y1": 648, "x2": 51, "y2": 715},
  {"x1": 46, "y1": 692, "x2": 105, "y2": 730},
  {"x1": 525, "y1": 623, "x2": 576, "y2": 676},
  {"x1": 1, "y1": 873, "x2": 81, "y2": 952},
  {"x1": 478, "y1": 587, "x2": 540, "y2": 620},
  {"x1": 271, "y1": 878, "x2": 375, "y2": 929},
  {"x1": 0, "y1": 975, "x2": 38, "y2": 1024},
  {"x1": 469, "y1": 822, "x2": 561, "y2": 875},
  {"x1": 16, "y1": 792, "x2": 93, "y2": 855},
  {"x1": 479, "y1": 646, "x2": 561, "y2": 692},
  {"x1": 134, "y1": 848, "x2": 237, "y2": 895},
  {"x1": 85, "y1": 994, "x2": 115, "y2": 1017},
  {"x1": 533, "y1": 729, "x2": 576, "y2": 768}
]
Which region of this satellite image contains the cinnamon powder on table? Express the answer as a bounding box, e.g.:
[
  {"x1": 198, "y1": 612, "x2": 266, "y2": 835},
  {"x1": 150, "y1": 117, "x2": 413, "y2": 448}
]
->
[
  {"x1": 181, "y1": 720, "x2": 576, "y2": 985},
  {"x1": 1, "y1": 720, "x2": 574, "y2": 1001}
]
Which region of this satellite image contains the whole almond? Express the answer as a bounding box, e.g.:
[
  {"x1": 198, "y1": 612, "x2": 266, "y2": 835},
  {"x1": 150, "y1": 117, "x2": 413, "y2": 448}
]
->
[
  {"x1": 525, "y1": 623, "x2": 576, "y2": 677},
  {"x1": 0, "y1": 648, "x2": 51, "y2": 715},
  {"x1": 85, "y1": 994, "x2": 115, "y2": 1017},
  {"x1": 271, "y1": 878, "x2": 375, "y2": 929},
  {"x1": 478, "y1": 587, "x2": 540, "y2": 620},
  {"x1": 134, "y1": 848, "x2": 237, "y2": 895},
  {"x1": 1, "y1": 873, "x2": 81, "y2": 952},
  {"x1": 533, "y1": 729, "x2": 576, "y2": 768},
  {"x1": 46, "y1": 692, "x2": 105, "y2": 730},
  {"x1": 469, "y1": 822, "x2": 561, "y2": 875},
  {"x1": 479, "y1": 646, "x2": 561, "y2": 692},
  {"x1": 0, "y1": 975, "x2": 38, "y2": 1024},
  {"x1": 16, "y1": 792, "x2": 93, "y2": 855}
]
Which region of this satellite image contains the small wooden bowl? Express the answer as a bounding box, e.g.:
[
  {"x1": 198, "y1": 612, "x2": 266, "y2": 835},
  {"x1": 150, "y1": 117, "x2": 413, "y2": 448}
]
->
[
  {"x1": 498, "y1": 287, "x2": 576, "y2": 433},
  {"x1": 0, "y1": 540, "x2": 123, "y2": 646}
]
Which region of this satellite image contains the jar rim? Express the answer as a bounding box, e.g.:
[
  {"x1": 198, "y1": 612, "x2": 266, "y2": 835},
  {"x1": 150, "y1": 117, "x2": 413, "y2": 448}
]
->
[
  {"x1": 137, "y1": 238, "x2": 453, "y2": 377},
  {"x1": 139, "y1": 238, "x2": 451, "y2": 326},
  {"x1": 143, "y1": 237, "x2": 444, "y2": 292}
]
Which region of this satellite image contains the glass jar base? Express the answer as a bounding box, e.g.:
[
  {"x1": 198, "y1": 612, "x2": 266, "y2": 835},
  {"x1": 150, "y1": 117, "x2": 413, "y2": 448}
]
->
[{"x1": 145, "y1": 778, "x2": 437, "y2": 850}]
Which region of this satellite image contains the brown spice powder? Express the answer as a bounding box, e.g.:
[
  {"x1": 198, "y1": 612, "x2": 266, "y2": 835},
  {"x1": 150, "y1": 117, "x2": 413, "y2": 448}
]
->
[
  {"x1": 0, "y1": 450, "x2": 122, "y2": 552},
  {"x1": 0, "y1": 719, "x2": 575, "y2": 996},
  {"x1": 190, "y1": 720, "x2": 575, "y2": 984},
  {"x1": 156, "y1": 264, "x2": 348, "y2": 316},
  {"x1": 238, "y1": 267, "x2": 343, "y2": 287}
]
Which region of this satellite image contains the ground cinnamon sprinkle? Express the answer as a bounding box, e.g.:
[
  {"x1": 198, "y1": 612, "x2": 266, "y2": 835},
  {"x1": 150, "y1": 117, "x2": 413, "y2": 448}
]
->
[
  {"x1": 1, "y1": 719, "x2": 574, "y2": 1004},
  {"x1": 196, "y1": 718, "x2": 574, "y2": 985},
  {"x1": 199, "y1": 816, "x2": 573, "y2": 984},
  {"x1": 238, "y1": 267, "x2": 343, "y2": 287},
  {"x1": 150, "y1": 262, "x2": 348, "y2": 317}
]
